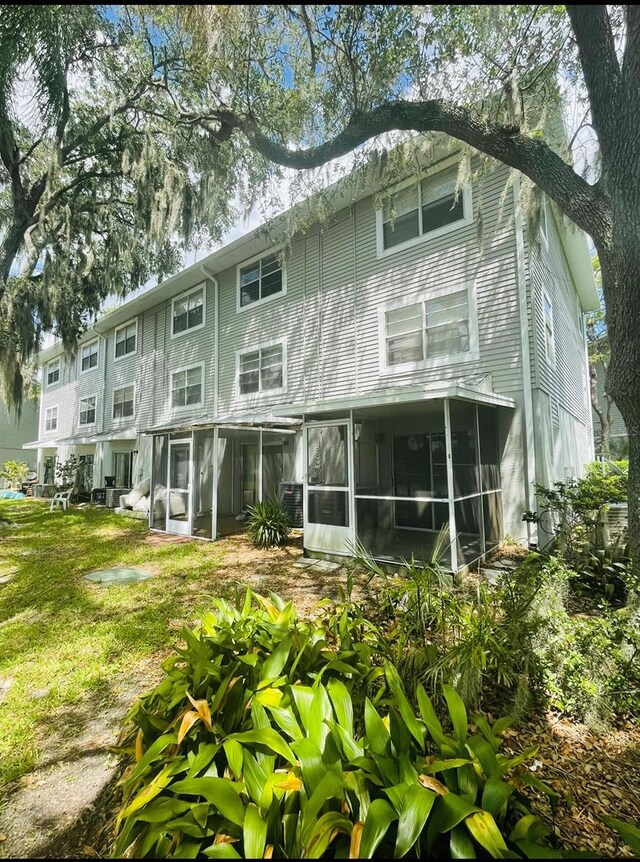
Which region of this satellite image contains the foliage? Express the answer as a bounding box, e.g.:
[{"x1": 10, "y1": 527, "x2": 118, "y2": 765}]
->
[
  {"x1": 354, "y1": 544, "x2": 550, "y2": 716},
  {"x1": 114, "y1": 589, "x2": 568, "y2": 859},
  {"x1": 523, "y1": 461, "x2": 630, "y2": 601},
  {"x1": 246, "y1": 498, "x2": 291, "y2": 549},
  {"x1": 355, "y1": 543, "x2": 639, "y2": 725},
  {"x1": 54, "y1": 454, "x2": 79, "y2": 490},
  {"x1": 600, "y1": 815, "x2": 640, "y2": 856},
  {"x1": 0, "y1": 459, "x2": 29, "y2": 488}
]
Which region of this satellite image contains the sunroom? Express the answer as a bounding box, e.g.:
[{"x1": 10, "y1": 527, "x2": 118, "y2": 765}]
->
[{"x1": 279, "y1": 384, "x2": 514, "y2": 572}]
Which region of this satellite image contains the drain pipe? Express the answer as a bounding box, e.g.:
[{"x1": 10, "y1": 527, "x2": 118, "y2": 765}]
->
[{"x1": 200, "y1": 262, "x2": 219, "y2": 418}]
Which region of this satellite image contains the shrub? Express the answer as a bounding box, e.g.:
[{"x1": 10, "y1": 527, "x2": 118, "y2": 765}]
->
[
  {"x1": 114, "y1": 591, "x2": 565, "y2": 859},
  {"x1": 246, "y1": 498, "x2": 291, "y2": 548},
  {"x1": 0, "y1": 459, "x2": 29, "y2": 489}
]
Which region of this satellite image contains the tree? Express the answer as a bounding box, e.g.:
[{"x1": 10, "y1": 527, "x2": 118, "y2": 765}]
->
[
  {"x1": 0, "y1": 5, "x2": 255, "y2": 410},
  {"x1": 162, "y1": 5, "x2": 640, "y2": 571}
]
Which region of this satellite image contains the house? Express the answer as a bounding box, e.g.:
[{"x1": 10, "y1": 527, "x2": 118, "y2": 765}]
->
[
  {"x1": 0, "y1": 399, "x2": 39, "y2": 481},
  {"x1": 25, "y1": 140, "x2": 598, "y2": 570},
  {"x1": 592, "y1": 360, "x2": 628, "y2": 458}
]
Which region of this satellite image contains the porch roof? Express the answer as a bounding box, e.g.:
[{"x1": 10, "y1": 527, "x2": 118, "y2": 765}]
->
[
  {"x1": 23, "y1": 438, "x2": 59, "y2": 450},
  {"x1": 56, "y1": 426, "x2": 139, "y2": 445},
  {"x1": 273, "y1": 382, "x2": 516, "y2": 418},
  {"x1": 143, "y1": 412, "x2": 301, "y2": 435}
]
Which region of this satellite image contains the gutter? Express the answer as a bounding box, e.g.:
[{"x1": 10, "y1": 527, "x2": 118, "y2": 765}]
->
[
  {"x1": 513, "y1": 175, "x2": 537, "y2": 546},
  {"x1": 200, "y1": 263, "x2": 219, "y2": 420}
]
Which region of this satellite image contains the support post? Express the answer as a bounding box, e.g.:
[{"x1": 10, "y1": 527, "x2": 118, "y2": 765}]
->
[{"x1": 444, "y1": 399, "x2": 458, "y2": 572}]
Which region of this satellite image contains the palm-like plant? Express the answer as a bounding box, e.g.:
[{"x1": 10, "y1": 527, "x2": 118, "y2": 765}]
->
[{"x1": 246, "y1": 497, "x2": 291, "y2": 548}]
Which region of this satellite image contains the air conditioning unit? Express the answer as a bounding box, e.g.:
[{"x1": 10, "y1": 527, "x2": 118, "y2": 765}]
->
[{"x1": 279, "y1": 482, "x2": 303, "y2": 528}]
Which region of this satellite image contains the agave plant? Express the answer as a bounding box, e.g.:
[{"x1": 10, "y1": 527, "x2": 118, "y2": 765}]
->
[{"x1": 246, "y1": 498, "x2": 291, "y2": 548}]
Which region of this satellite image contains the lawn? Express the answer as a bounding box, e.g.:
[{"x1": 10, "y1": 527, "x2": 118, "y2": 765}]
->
[{"x1": 0, "y1": 499, "x2": 316, "y2": 788}]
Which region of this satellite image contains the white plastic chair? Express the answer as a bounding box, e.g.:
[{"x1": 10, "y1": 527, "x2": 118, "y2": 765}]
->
[{"x1": 49, "y1": 489, "x2": 73, "y2": 511}]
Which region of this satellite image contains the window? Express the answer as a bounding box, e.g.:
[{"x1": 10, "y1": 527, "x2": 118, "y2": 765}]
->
[
  {"x1": 540, "y1": 199, "x2": 549, "y2": 248},
  {"x1": 238, "y1": 343, "x2": 284, "y2": 394},
  {"x1": 44, "y1": 455, "x2": 55, "y2": 484},
  {"x1": 79, "y1": 395, "x2": 97, "y2": 425},
  {"x1": 114, "y1": 320, "x2": 137, "y2": 358},
  {"x1": 172, "y1": 285, "x2": 205, "y2": 336},
  {"x1": 113, "y1": 384, "x2": 135, "y2": 420},
  {"x1": 45, "y1": 406, "x2": 58, "y2": 432},
  {"x1": 46, "y1": 358, "x2": 60, "y2": 386},
  {"x1": 383, "y1": 288, "x2": 471, "y2": 369},
  {"x1": 171, "y1": 364, "x2": 203, "y2": 409},
  {"x1": 238, "y1": 252, "x2": 284, "y2": 309},
  {"x1": 78, "y1": 454, "x2": 94, "y2": 490},
  {"x1": 81, "y1": 339, "x2": 99, "y2": 372},
  {"x1": 379, "y1": 160, "x2": 470, "y2": 254},
  {"x1": 543, "y1": 291, "x2": 555, "y2": 364},
  {"x1": 114, "y1": 451, "x2": 133, "y2": 488}
]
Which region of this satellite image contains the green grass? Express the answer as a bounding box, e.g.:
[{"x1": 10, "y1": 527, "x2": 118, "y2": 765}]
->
[{"x1": 0, "y1": 499, "x2": 233, "y2": 788}]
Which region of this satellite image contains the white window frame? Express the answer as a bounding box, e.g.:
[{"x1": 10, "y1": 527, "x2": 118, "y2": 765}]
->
[
  {"x1": 170, "y1": 361, "x2": 205, "y2": 412},
  {"x1": 80, "y1": 338, "x2": 99, "y2": 374},
  {"x1": 542, "y1": 289, "x2": 556, "y2": 366},
  {"x1": 46, "y1": 357, "x2": 61, "y2": 387},
  {"x1": 79, "y1": 393, "x2": 98, "y2": 427},
  {"x1": 114, "y1": 318, "x2": 138, "y2": 361},
  {"x1": 112, "y1": 383, "x2": 136, "y2": 422},
  {"x1": 236, "y1": 247, "x2": 287, "y2": 313},
  {"x1": 44, "y1": 405, "x2": 58, "y2": 433},
  {"x1": 539, "y1": 198, "x2": 549, "y2": 250},
  {"x1": 378, "y1": 282, "x2": 479, "y2": 375},
  {"x1": 375, "y1": 154, "x2": 473, "y2": 259},
  {"x1": 170, "y1": 283, "x2": 206, "y2": 340},
  {"x1": 235, "y1": 338, "x2": 287, "y2": 399}
]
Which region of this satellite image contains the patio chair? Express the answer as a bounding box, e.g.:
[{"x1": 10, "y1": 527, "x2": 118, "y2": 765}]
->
[{"x1": 49, "y1": 489, "x2": 73, "y2": 511}]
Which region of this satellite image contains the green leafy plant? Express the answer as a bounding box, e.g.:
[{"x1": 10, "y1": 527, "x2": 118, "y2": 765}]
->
[
  {"x1": 600, "y1": 815, "x2": 640, "y2": 856},
  {"x1": 246, "y1": 498, "x2": 291, "y2": 548},
  {"x1": 0, "y1": 459, "x2": 29, "y2": 489},
  {"x1": 114, "y1": 591, "x2": 569, "y2": 859}
]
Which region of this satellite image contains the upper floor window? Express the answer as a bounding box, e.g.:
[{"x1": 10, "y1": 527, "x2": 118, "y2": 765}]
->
[
  {"x1": 114, "y1": 320, "x2": 137, "y2": 359},
  {"x1": 79, "y1": 395, "x2": 97, "y2": 426},
  {"x1": 238, "y1": 252, "x2": 285, "y2": 310},
  {"x1": 171, "y1": 364, "x2": 203, "y2": 409},
  {"x1": 540, "y1": 199, "x2": 549, "y2": 248},
  {"x1": 543, "y1": 290, "x2": 555, "y2": 364},
  {"x1": 46, "y1": 358, "x2": 60, "y2": 386},
  {"x1": 377, "y1": 159, "x2": 472, "y2": 256},
  {"x1": 81, "y1": 339, "x2": 99, "y2": 372},
  {"x1": 238, "y1": 343, "x2": 285, "y2": 395},
  {"x1": 382, "y1": 287, "x2": 473, "y2": 370},
  {"x1": 45, "y1": 406, "x2": 58, "y2": 432},
  {"x1": 172, "y1": 285, "x2": 205, "y2": 336},
  {"x1": 113, "y1": 384, "x2": 135, "y2": 420}
]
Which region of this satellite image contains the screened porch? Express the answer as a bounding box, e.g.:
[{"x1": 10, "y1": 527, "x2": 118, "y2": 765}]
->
[
  {"x1": 303, "y1": 396, "x2": 507, "y2": 572},
  {"x1": 148, "y1": 422, "x2": 298, "y2": 541}
]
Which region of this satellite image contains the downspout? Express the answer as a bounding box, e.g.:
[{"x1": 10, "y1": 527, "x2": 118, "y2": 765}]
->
[
  {"x1": 97, "y1": 332, "x2": 107, "y2": 434},
  {"x1": 513, "y1": 176, "x2": 537, "y2": 547},
  {"x1": 200, "y1": 263, "x2": 219, "y2": 419}
]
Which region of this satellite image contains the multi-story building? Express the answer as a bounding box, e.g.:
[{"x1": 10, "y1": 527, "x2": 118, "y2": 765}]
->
[
  {"x1": 0, "y1": 400, "x2": 39, "y2": 479},
  {"x1": 26, "y1": 141, "x2": 598, "y2": 570}
]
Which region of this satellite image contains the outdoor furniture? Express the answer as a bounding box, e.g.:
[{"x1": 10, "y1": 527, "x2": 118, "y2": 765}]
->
[
  {"x1": 91, "y1": 488, "x2": 107, "y2": 505},
  {"x1": 49, "y1": 489, "x2": 73, "y2": 511},
  {"x1": 106, "y1": 487, "x2": 130, "y2": 508}
]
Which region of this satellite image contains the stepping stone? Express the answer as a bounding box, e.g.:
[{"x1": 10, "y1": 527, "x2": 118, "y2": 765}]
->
[
  {"x1": 481, "y1": 568, "x2": 504, "y2": 585},
  {"x1": 292, "y1": 558, "x2": 314, "y2": 569},
  {"x1": 309, "y1": 560, "x2": 341, "y2": 572},
  {"x1": 84, "y1": 567, "x2": 154, "y2": 586},
  {"x1": 0, "y1": 677, "x2": 14, "y2": 703}
]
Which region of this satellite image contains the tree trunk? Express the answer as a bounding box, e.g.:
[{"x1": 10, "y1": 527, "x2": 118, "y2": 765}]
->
[
  {"x1": 590, "y1": 361, "x2": 611, "y2": 458},
  {"x1": 598, "y1": 244, "x2": 640, "y2": 575},
  {"x1": 0, "y1": 220, "x2": 27, "y2": 289}
]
